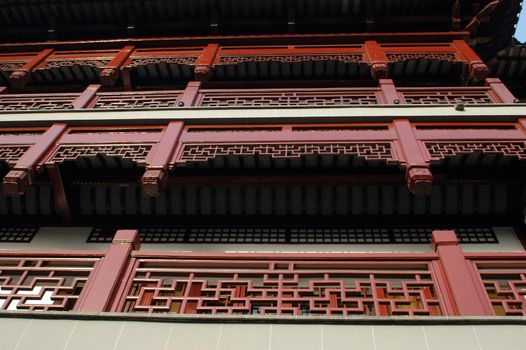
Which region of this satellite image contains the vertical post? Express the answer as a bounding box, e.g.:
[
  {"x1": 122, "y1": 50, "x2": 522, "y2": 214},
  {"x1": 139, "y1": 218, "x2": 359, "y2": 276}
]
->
[
  {"x1": 432, "y1": 230, "x2": 494, "y2": 316},
  {"x1": 194, "y1": 43, "x2": 219, "y2": 82},
  {"x1": 486, "y1": 78, "x2": 518, "y2": 103},
  {"x1": 75, "y1": 230, "x2": 140, "y2": 312},
  {"x1": 72, "y1": 84, "x2": 101, "y2": 109},
  {"x1": 48, "y1": 165, "x2": 72, "y2": 224},
  {"x1": 141, "y1": 121, "x2": 184, "y2": 196},
  {"x1": 378, "y1": 79, "x2": 401, "y2": 104},
  {"x1": 178, "y1": 81, "x2": 201, "y2": 107},
  {"x1": 3, "y1": 123, "x2": 67, "y2": 196},
  {"x1": 9, "y1": 49, "x2": 54, "y2": 88},
  {"x1": 364, "y1": 41, "x2": 388, "y2": 79},
  {"x1": 0, "y1": 86, "x2": 6, "y2": 94},
  {"x1": 392, "y1": 119, "x2": 432, "y2": 196}
]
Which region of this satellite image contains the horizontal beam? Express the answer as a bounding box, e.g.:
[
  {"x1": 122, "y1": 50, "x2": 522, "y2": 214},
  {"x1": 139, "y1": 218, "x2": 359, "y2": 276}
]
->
[{"x1": 0, "y1": 105, "x2": 525, "y2": 126}]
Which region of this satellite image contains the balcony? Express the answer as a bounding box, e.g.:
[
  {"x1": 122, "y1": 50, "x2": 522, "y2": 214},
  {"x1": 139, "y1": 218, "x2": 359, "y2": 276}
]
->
[
  {"x1": 0, "y1": 230, "x2": 524, "y2": 316},
  {"x1": 0, "y1": 78, "x2": 517, "y2": 111}
]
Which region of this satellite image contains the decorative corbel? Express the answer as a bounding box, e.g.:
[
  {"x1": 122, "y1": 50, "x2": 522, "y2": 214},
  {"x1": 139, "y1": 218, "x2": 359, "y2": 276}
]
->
[
  {"x1": 364, "y1": 41, "x2": 388, "y2": 80},
  {"x1": 9, "y1": 49, "x2": 54, "y2": 88},
  {"x1": 393, "y1": 119, "x2": 433, "y2": 196},
  {"x1": 141, "y1": 121, "x2": 184, "y2": 197},
  {"x1": 100, "y1": 46, "x2": 135, "y2": 86},
  {"x1": 2, "y1": 123, "x2": 67, "y2": 196},
  {"x1": 453, "y1": 40, "x2": 489, "y2": 81},
  {"x1": 194, "y1": 44, "x2": 219, "y2": 82}
]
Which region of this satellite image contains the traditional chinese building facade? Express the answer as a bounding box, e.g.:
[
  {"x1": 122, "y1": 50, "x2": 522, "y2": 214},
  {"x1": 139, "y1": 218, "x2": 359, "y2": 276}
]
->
[{"x1": 0, "y1": 1, "x2": 525, "y2": 349}]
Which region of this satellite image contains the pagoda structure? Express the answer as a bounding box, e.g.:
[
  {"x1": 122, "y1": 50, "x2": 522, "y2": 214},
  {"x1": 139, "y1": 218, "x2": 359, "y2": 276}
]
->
[{"x1": 0, "y1": 1, "x2": 525, "y2": 349}]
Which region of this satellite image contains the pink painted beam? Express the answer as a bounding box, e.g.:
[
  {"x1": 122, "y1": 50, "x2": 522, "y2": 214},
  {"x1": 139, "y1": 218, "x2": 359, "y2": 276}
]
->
[
  {"x1": 378, "y1": 79, "x2": 401, "y2": 104},
  {"x1": 141, "y1": 121, "x2": 184, "y2": 196},
  {"x1": 3, "y1": 123, "x2": 67, "y2": 196},
  {"x1": 75, "y1": 229, "x2": 140, "y2": 312},
  {"x1": 393, "y1": 119, "x2": 432, "y2": 196},
  {"x1": 432, "y1": 230, "x2": 494, "y2": 316},
  {"x1": 72, "y1": 84, "x2": 101, "y2": 109},
  {"x1": 486, "y1": 78, "x2": 518, "y2": 103},
  {"x1": 9, "y1": 49, "x2": 54, "y2": 88},
  {"x1": 0, "y1": 86, "x2": 6, "y2": 94},
  {"x1": 178, "y1": 81, "x2": 202, "y2": 107}
]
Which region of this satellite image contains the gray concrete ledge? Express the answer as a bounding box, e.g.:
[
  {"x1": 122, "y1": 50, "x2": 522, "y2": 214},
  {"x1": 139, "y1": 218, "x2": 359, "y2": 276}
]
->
[{"x1": 1, "y1": 311, "x2": 525, "y2": 325}]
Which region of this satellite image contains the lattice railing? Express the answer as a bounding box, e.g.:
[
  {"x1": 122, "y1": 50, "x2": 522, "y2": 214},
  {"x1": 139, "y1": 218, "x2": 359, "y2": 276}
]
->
[
  {"x1": 0, "y1": 254, "x2": 101, "y2": 311},
  {"x1": 0, "y1": 83, "x2": 509, "y2": 111},
  {"x1": 119, "y1": 257, "x2": 444, "y2": 316},
  {"x1": 469, "y1": 258, "x2": 526, "y2": 316}
]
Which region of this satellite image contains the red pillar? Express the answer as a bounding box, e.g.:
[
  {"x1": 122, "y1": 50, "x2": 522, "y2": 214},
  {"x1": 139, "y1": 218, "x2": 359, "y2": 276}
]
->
[
  {"x1": 378, "y1": 79, "x2": 400, "y2": 104},
  {"x1": 75, "y1": 230, "x2": 140, "y2": 312},
  {"x1": 178, "y1": 81, "x2": 202, "y2": 107},
  {"x1": 432, "y1": 230, "x2": 494, "y2": 316},
  {"x1": 72, "y1": 84, "x2": 101, "y2": 109}
]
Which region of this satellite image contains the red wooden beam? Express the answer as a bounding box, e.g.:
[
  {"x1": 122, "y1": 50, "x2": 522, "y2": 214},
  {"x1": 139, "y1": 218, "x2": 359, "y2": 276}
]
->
[
  {"x1": 9, "y1": 49, "x2": 53, "y2": 88},
  {"x1": 141, "y1": 121, "x2": 184, "y2": 196},
  {"x1": 75, "y1": 230, "x2": 140, "y2": 312},
  {"x1": 393, "y1": 119, "x2": 433, "y2": 196},
  {"x1": 453, "y1": 39, "x2": 488, "y2": 81},
  {"x1": 0, "y1": 86, "x2": 6, "y2": 94},
  {"x1": 2, "y1": 123, "x2": 67, "y2": 196},
  {"x1": 48, "y1": 165, "x2": 72, "y2": 224},
  {"x1": 431, "y1": 230, "x2": 494, "y2": 316},
  {"x1": 364, "y1": 41, "x2": 389, "y2": 79},
  {"x1": 194, "y1": 43, "x2": 219, "y2": 82},
  {"x1": 378, "y1": 79, "x2": 400, "y2": 104},
  {"x1": 100, "y1": 46, "x2": 135, "y2": 86}
]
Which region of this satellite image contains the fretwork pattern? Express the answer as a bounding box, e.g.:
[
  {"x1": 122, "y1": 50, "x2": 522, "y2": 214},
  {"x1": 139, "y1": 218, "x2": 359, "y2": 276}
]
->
[
  {"x1": 48, "y1": 144, "x2": 153, "y2": 165},
  {"x1": 93, "y1": 92, "x2": 183, "y2": 109},
  {"x1": 178, "y1": 143, "x2": 395, "y2": 164},
  {"x1": 426, "y1": 142, "x2": 526, "y2": 162},
  {"x1": 473, "y1": 260, "x2": 526, "y2": 316},
  {"x1": 0, "y1": 145, "x2": 31, "y2": 165},
  {"x1": 0, "y1": 256, "x2": 99, "y2": 311},
  {"x1": 218, "y1": 54, "x2": 364, "y2": 65},
  {"x1": 400, "y1": 90, "x2": 494, "y2": 104},
  {"x1": 122, "y1": 258, "x2": 444, "y2": 316}
]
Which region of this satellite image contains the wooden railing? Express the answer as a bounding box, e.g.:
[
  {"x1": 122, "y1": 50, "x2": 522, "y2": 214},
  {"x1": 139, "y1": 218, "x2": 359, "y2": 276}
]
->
[
  {"x1": 1, "y1": 230, "x2": 524, "y2": 316},
  {"x1": 0, "y1": 78, "x2": 517, "y2": 111}
]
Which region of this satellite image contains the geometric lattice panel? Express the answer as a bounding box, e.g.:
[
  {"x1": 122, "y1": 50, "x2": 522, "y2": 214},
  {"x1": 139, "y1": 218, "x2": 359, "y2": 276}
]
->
[
  {"x1": 0, "y1": 227, "x2": 38, "y2": 243},
  {"x1": 88, "y1": 226, "x2": 498, "y2": 244}
]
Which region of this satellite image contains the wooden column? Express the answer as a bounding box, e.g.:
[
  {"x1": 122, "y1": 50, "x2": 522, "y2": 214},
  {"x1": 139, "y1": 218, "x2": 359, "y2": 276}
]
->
[
  {"x1": 141, "y1": 121, "x2": 184, "y2": 196},
  {"x1": 3, "y1": 123, "x2": 67, "y2": 196},
  {"x1": 9, "y1": 49, "x2": 54, "y2": 88},
  {"x1": 432, "y1": 230, "x2": 494, "y2": 316},
  {"x1": 393, "y1": 119, "x2": 432, "y2": 196},
  {"x1": 75, "y1": 230, "x2": 140, "y2": 312}
]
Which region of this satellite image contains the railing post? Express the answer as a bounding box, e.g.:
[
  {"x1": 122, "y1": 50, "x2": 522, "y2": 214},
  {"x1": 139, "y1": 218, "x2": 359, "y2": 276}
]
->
[
  {"x1": 378, "y1": 79, "x2": 401, "y2": 104},
  {"x1": 75, "y1": 229, "x2": 140, "y2": 312},
  {"x1": 486, "y1": 78, "x2": 518, "y2": 103},
  {"x1": 178, "y1": 81, "x2": 202, "y2": 107},
  {"x1": 432, "y1": 230, "x2": 494, "y2": 316},
  {"x1": 72, "y1": 84, "x2": 101, "y2": 109}
]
